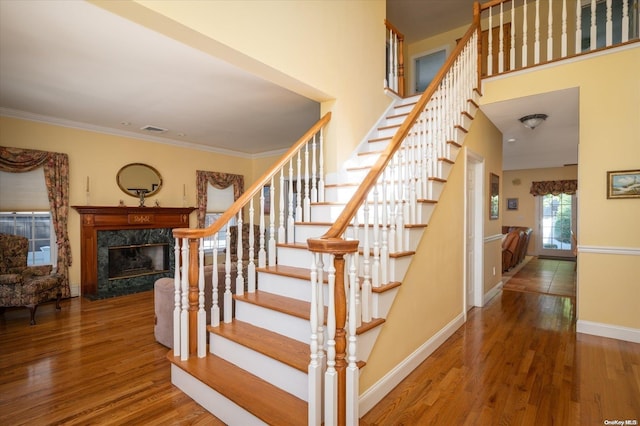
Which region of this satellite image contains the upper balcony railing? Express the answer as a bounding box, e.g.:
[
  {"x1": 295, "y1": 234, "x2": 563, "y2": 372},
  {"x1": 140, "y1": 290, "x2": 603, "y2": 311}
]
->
[{"x1": 478, "y1": 0, "x2": 639, "y2": 77}]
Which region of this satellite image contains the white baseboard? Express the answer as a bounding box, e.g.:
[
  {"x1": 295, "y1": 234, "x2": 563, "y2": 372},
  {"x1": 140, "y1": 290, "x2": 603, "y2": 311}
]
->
[
  {"x1": 358, "y1": 312, "x2": 465, "y2": 415},
  {"x1": 70, "y1": 283, "x2": 80, "y2": 297},
  {"x1": 576, "y1": 320, "x2": 640, "y2": 343},
  {"x1": 484, "y1": 281, "x2": 503, "y2": 305}
]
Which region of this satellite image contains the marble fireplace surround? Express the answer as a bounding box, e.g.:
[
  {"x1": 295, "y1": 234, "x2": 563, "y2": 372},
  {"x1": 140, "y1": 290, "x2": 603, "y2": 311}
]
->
[{"x1": 73, "y1": 206, "x2": 195, "y2": 298}]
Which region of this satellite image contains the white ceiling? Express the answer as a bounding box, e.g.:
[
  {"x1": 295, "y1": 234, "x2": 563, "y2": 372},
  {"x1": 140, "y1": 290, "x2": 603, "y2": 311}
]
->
[{"x1": 0, "y1": 0, "x2": 578, "y2": 168}]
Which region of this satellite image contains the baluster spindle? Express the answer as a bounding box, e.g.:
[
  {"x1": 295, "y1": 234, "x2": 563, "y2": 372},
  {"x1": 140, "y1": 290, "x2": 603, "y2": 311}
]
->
[
  {"x1": 279, "y1": 169, "x2": 286, "y2": 243},
  {"x1": 562, "y1": 0, "x2": 568, "y2": 57},
  {"x1": 361, "y1": 199, "x2": 370, "y2": 323},
  {"x1": 499, "y1": 2, "x2": 504, "y2": 73},
  {"x1": 309, "y1": 253, "x2": 322, "y2": 426},
  {"x1": 248, "y1": 199, "x2": 256, "y2": 293},
  {"x1": 523, "y1": 0, "x2": 529, "y2": 67},
  {"x1": 304, "y1": 141, "x2": 310, "y2": 222},
  {"x1": 198, "y1": 238, "x2": 206, "y2": 357},
  {"x1": 211, "y1": 232, "x2": 220, "y2": 327},
  {"x1": 224, "y1": 223, "x2": 232, "y2": 323},
  {"x1": 346, "y1": 253, "x2": 359, "y2": 425},
  {"x1": 372, "y1": 181, "x2": 381, "y2": 289},
  {"x1": 296, "y1": 150, "x2": 302, "y2": 222},
  {"x1": 381, "y1": 170, "x2": 389, "y2": 285},
  {"x1": 606, "y1": 0, "x2": 613, "y2": 46},
  {"x1": 324, "y1": 255, "x2": 337, "y2": 426},
  {"x1": 590, "y1": 0, "x2": 597, "y2": 50},
  {"x1": 259, "y1": 187, "x2": 266, "y2": 268},
  {"x1": 488, "y1": 6, "x2": 494, "y2": 75},
  {"x1": 318, "y1": 128, "x2": 325, "y2": 202},
  {"x1": 576, "y1": 0, "x2": 582, "y2": 54},
  {"x1": 547, "y1": 0, "x2": 554, "y2": 61},
  {"x1": 311, "y1": 134, "x2": 318, "y2": 203},
  {"x1": 622, "y1": 0, "x2": 629, "y2": 42},
  {"x1": 535, "y1": 0, "x2": 541, "y2": 64},
  {"x1": 388, "y1": 155, "x2": 397, "y2": 254},
  {"x1": 173, "y1": 238, "x2": 181, "y2": 356},
  {"x1": 396, "y1": 151, "x2": 405, "y2": 252},
  {"x1": 288, "y1": 158, "x2": 295, "y2": 243},
  {"x1": 180, "y1": 237, "x2": 189, "y2": 360},
  {"x1": 511, "y1": 1, "x2": 516, "y2": 70},
  {"x1": 269, "y1": 177, "x2": 276, "y2": 266},
  {"x1": 236, "y1": 213, "x2": 244, "y2": 296}
]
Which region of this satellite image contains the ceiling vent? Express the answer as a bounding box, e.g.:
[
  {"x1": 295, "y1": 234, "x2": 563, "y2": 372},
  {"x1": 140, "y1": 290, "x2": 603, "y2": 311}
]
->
[{"x1": 140, "y1": 125, "x2": 168, "y2": 133}]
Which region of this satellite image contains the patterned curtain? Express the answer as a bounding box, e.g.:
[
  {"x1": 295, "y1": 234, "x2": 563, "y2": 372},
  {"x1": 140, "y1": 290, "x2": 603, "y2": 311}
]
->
[
  {"x1": 196, "y1": 170, "x2": 244, "y2": 227},
  {"x1": 529, "y1": 180, "x2": 578, "y2": 196},
  {"x1": 0, "y1": 146, "x2": 72, "y2": 298}
]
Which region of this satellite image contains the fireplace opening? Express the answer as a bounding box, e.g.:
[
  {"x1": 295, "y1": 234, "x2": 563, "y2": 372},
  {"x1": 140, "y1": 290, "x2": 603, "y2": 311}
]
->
[{"x1": 108, "y1": 243, "x2": 169, "y2": 280}]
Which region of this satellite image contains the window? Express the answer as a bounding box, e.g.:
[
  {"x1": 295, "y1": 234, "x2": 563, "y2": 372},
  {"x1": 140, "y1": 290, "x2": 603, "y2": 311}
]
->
[
  {"x1": 203, "y1": 212, "x2": 235, "y2": 252},
  {"x1": 203, "y1": 185, "x2": 236, "y2": 253},
  {"x1": 0, "y1": 211, "x2": 56, "y2": 265},
  {"x1": 414, "y1": 48, "x2": 447, "y2": 93}
]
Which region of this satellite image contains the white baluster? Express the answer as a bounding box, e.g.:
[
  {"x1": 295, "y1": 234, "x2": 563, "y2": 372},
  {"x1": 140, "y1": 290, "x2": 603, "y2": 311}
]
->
[
  {"x1": 279, "y1": 169, "x2": 286, "y2": 244},
  {"x1": 296, "y1": 150, "x2": 302, "y2": 222},
  {"x1": 236, "y1": 213, "x2": 244, "y2": 296},
  {"x1": 562, "y1": 0, "x2": 568, "y2": 57},
  {"x1": 499, "y1": 2, "x2": 504, "y2": 73},
  {"x1": 511, "y1": 1, "x2": 516, "y2": 70},
  {"x1": 576, "y1": 0, "x2": 583, "y2": 54},
  {"x1": 381, "y1": 170, "x2": 389, "y2": 285},
  {"x1": 396, "y1": 152, "x2": 405, "y2": 252},
  {"x1": 173, "y1": 238, "x2": 181, "y2": 356},
  {"x1": 523, "y1": 0, "x2": 529, "y2": 67},
  {"x1": 346, "y1": 253, "x2": 359, "y2": 426},
  {"x1": 324, "y1": 255, "x2": 337, "y2": 426},
  {"x1": 269, "y1": 177, "x2": 276, "y2": 266},
  {"x1": 198, "y1": 238, "x2": 206, "y2": 358},
  {"x1": 535, "y1": 0, "x2": 541, "y2": 64},
  {"x1": 590, "y1": 0, "x2": 597, "y2": 50},
  {"x1": 316, "y1": 254, "x2": 325, "y2": 369},
  {"x1": 287, "y1": 158, "x2": 295, "y2": 243},
  {"x1": 548, "y1": 0, "x2": 554, "y2": 61},
  {"x1": 304, "y1": 141, "x2": 311, "y2": 222},
  {"x1": 622, "y1": 0, "x2": 629, "y2": 43},
  {"x1": 248, "y1": 199, "x2": 256, "y2": 293},
  {"x1": 308, "y1": 252, "x2": 322, "y2": 426},
  {"x1": 311, "y1": 134, "x2": 318, "y2": 203},
  {"x1": 318, "y1": 128, "x2": 325, "y2": 202},
  {"x1": 488, "y1": 7, "x2": 494, "y2": 76},
  {"x1": 224, "y1": 223, "x2": 232, "y2": 323},
  {"x1": 180, "y1": 237, "x2": 189, "y2": 360},
  {"x1": 372, "y1": 182, "x2": 380, "y2": 289},
  {"x1": 362, "y1": 199, "x2": 371, "y2": 324},
  {"x1": 388, "y1": 156, "x2": 396, "y2": 254},
  {"x1": 259, "y1": 187, "x2": 266, "y2": 268},
  {"x1": 606, "y1": 0, "x2": 613, "y2": 46},
  {"x1": 211, "y1": 232, "x2": 220, "y2": 327}
]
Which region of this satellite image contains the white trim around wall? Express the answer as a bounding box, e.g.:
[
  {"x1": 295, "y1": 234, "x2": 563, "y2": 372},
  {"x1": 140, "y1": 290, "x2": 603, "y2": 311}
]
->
[
  {"x1": 577, "y1": 320, "x2": 640, "y2": 344},
  {"x1": 484, "y1": 233, "x2": 504, "y2": 243},
  {"x1": 577, "y1": 245, "x2": 640, "y2": 256},
  {"x1": 358, "y1": 312, "x2": 465, "y2": 416},
  {"x1": 484, "y1": 280, "x2": 503, "y2": 305}
]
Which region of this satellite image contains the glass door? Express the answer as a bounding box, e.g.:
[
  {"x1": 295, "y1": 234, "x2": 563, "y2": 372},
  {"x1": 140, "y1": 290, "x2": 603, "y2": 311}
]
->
[{"x1": 537, "y1": 193, "x2": 576, "y2": 258}]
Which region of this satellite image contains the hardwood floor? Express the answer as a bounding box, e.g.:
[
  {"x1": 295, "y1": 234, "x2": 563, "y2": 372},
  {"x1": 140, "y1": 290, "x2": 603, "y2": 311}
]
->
[{"x1": 1, "y1": 259, "x2": 638, "y2": 425}]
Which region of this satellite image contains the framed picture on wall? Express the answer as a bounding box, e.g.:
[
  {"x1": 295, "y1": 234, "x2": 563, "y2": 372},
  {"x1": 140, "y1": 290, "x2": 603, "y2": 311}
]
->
[
  {"x1": 507, "y1": 198, "x2": 519, "y2": 210},
  {"x1": 489, "y1": 173, "x2": 499, "y2": 220},
  {"x1": 607, "y1": 169, "x2": 640, "y2": 199}
]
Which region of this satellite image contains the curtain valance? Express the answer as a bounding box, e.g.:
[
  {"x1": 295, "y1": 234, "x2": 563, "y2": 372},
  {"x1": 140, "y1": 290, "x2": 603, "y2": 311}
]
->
[
  {"x1": 529, "y1": 180, "x2": 578, "y2": 196},
  {"x1": 196, "y1": 170, "x2": 244, "y2": 227}
]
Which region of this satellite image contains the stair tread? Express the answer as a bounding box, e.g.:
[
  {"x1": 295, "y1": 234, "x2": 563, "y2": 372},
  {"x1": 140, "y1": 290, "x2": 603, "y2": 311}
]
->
[
  {"x1": 257, "y1": 264, "x2": 319, "y2": 281},
  {"x1": 209, "y1": 320, "x2": 309, "y2": 372},
  {"x1": 168, "y1": 353, "x2": 307, "y2": 426}
]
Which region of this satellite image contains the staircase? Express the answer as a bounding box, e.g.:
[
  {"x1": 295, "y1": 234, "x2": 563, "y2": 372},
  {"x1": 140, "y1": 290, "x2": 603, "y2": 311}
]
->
[{"x1": 169, "y1": 23, "x2": 479, "y2": 426}]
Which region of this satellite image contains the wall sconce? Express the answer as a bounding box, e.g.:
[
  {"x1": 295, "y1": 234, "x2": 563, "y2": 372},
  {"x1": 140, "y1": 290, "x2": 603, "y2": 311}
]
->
[{"x1": 519, "y1": 113, "x2": 548, "y2": 130}]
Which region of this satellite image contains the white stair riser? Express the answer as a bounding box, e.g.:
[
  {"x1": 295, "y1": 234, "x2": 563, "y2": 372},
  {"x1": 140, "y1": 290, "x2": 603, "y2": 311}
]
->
[
  {"x1": 235, "y1": 299, "x2": 310, "y2": 344},
  {"x1": 172, "y1": 365, "x2": 267, "y2": 426},
  {"x1": 460, "y1": 113, "x2": 473, "y2": 130},
  {"x1": 324, "y1": 185, "x2": 358, "y2": 201},
  {"x1": 357, "y1": 325, "x2": 382, "y2": 362},
  {"x1": 311, "y1": 201, "x2": 435, "y2": 224},
  {"x1": 384, "y1": 114, "x2": 408, "y2": 127},
  {"x1": 209, "y1": 334, "x2": 308, "y2": 402},
  {"x1": 258, "y1": 272, "x2": 323, "y2": 303},
  {"x1": 372, "y1": 287, "x2": 400, "y2": 319}
]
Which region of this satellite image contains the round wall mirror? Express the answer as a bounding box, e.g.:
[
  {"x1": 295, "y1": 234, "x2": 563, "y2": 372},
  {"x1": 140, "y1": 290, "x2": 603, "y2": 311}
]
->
[{"x1": 116, "y1": 163, "x2": 163, "y2": 198}]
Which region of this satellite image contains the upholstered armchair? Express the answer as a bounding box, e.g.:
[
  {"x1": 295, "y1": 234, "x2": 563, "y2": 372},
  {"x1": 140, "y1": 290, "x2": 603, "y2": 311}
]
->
[{"x1": 0, "y1": 233, "x2": 62, "y2": 325}]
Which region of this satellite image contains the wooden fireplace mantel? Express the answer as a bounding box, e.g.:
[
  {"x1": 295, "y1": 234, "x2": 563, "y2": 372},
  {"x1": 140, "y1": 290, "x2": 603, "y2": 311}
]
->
[{"x1": 72, "y1": 206, "x2": 196, "y2": 296}]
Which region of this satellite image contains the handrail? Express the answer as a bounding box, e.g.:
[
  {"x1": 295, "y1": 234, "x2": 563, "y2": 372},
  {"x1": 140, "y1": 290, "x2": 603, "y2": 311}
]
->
[
  {"x1": 172, "y1": 112, "x2": 331, "y2": 240},
  {"x1": 308, "y1": 22, "x2": 479, "y2": 251}
]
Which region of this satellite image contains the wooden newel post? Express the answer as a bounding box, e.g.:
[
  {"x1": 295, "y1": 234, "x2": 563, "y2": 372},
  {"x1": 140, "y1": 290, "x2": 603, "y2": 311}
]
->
[
  {"x1": 188, "y1": 238, "x2": 199, "y2": 355},
  {"x1": 308, "y1": 237, "x2": 359, "y2": 426}
]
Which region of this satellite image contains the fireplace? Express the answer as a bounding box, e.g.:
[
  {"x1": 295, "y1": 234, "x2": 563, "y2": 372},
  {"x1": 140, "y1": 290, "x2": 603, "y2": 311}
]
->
[{"x1": 72, "y1": 206, "x2": 195, "y2": 299}]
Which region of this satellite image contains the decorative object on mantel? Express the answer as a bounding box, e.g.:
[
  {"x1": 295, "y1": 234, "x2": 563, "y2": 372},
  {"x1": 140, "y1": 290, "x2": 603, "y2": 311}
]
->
[
  {"x1": 607, "y1": 169, "x2": 640, "y2": 199},
  {"x1": 119, "y1": 200, "x2": 125, "y2": 207},
  {"x1": 519, "y1": 113, "x2": 547, "y2": 130},
  {"x1": 155, "y1": 199, "x2": 160, "y2": 207}
]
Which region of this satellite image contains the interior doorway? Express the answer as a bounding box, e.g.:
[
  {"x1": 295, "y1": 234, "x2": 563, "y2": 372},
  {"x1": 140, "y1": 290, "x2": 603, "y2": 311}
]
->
[
  {"x1": 465, "y1": 150, "x2": 484, "y2": 314},
  {"x1": 536, "y1": 193, "x2": 577, "y2": 258}
]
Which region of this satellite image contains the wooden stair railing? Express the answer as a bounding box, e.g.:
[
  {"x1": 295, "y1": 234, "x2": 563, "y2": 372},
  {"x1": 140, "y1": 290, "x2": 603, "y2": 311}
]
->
[
  {"x1": 308, "y1": 15, "x2": 481, "y2": 425},
  {"x1": 171, "y1": 112, "x2": 331, "y2": 360},
  {"x1": 385, "y1": 19, "x2": 405, "y2": 97},
  {"x1": 478, "y1": 0, "x2": 640, "y2": 78}
]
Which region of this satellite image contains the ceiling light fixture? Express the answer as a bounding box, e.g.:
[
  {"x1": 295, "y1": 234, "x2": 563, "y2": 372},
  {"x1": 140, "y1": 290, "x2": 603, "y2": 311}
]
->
[{"x1": 519, "y1": 113, "x2": 548, "y2": 130}]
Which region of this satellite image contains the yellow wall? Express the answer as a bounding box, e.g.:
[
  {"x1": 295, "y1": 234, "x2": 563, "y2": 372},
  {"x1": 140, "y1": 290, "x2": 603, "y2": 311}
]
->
[
  {"x1": 94, "y1": 0, "x2": 391, "y2": 174},
  {"x1": 482, "y1": 46, "x2": 640, "y2": 330},
  {"x1": 360, "y1": 109, "x2": 503, "y2": 390},
  {"x1": 0, "y1": 116, "x2": 256, "y2": 295},
  {"x1": 502, "y1": 165, "x2": 578, "y2": 254}
]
